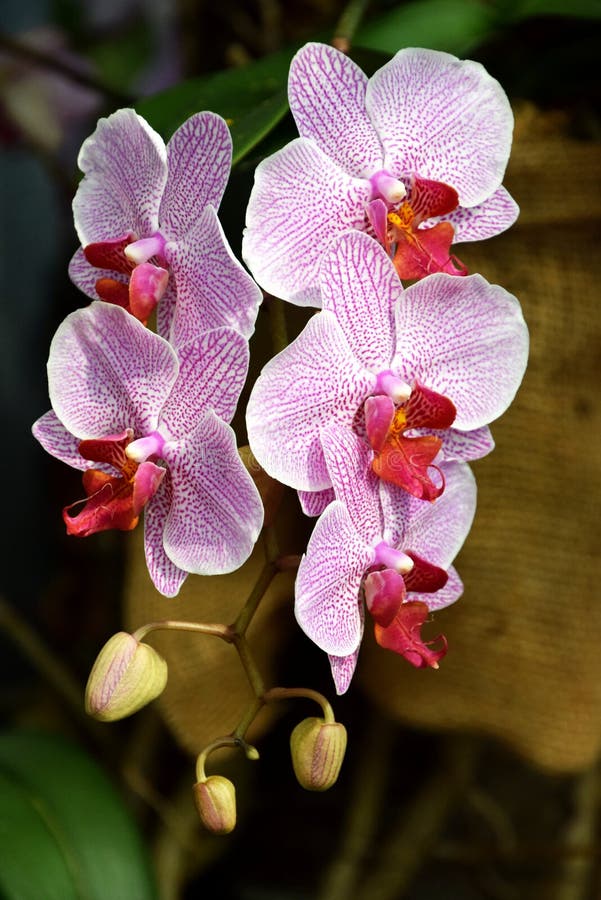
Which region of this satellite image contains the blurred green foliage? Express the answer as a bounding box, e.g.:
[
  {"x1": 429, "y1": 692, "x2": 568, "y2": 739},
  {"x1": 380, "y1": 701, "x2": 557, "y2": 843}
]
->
[{"x1": 0, "y1": 732, "x2": 157, "y2": 900}]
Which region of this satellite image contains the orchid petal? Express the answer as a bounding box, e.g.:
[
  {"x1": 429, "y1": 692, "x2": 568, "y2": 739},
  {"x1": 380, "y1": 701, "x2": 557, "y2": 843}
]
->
[
  {"x1": 298, "y1": 488, "x2": 335, "y2": 517},
  {"x1": 319, "y1": 230, "x2": 400, "y2": 370},
  {"x1": 161, "y1": 411, "x2": 263, "y2": 575},
  {"x1": 159, "y1": 327, "x2": 249, "y2": 438},
  {"x1": 436, "y1": 425, "x2": 495, "y2": 461},
  {"x1": 144, "y1": 474, "x2": 188, "y2": 597},
  {"x1": 295, "y1": 501, "x2": 373, "y2": 656},
  {"x1": 68, "y1": 246, "x2": 128, "y2": 301},
  {"x1": 288, "y1": 42, "x2": 382, "y2": 178},
  {"x1": 32, "y1": 409, "x2": 95, "y2": 471},
  {"x1": 243, "y1": 137, "x2": 371, "y2": 306},
  {"x1": 410, "y1": 564, "x2": 463, "y2": 612},
  {"x1": 328, "y1": 646, "x2": 361, "y2": 696},
  {"x1": 246, "y1": 310, "x2": 376, "y2": 491},
  {"x1": 320, "y1": 424, "x2": 382, "y2": 540},
  {"x1": 366, "y1": 49, "x2": 514, "y2": 207},
  {"x1": 394, "y1": 273, "x2": 529, "y2": 431},
  {"x1": 48, "y1": 302, "x2": 178, "y2": 439},
  {"x1": 436, "y1": 185, "x2": 519, "y2": 242},
  {"x1": 381, "y1": 461, "x2": 476, "y2": 569},
  {"x1": 73, "y1": 108, "x2": 167, "y2": 245},
  {"x1": 159, "y1": 112, "x2": 232, "y2": 236},
  {"x1": 166, "y1": 205, "x2": 261, "y2": 345}
]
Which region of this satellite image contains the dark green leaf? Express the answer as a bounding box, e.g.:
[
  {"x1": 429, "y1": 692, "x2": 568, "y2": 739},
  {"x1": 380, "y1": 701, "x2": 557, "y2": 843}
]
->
[
  {"x1": 136, "y1": 49, "x2": 296, "y2": 165},
  {"x1": 502, "y1": 0, "x2": 601, "y2": 20},
  {"x1": 0, "y1": 731, "x2": 157, "y2": 900},
  {"x1": 356, "y1": 0, "x2": 497, "y2": 56}
]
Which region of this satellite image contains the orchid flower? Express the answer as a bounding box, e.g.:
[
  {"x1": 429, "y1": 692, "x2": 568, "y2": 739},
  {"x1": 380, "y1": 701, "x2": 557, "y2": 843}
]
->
[
  {"x1": 243, "y1": 42, "x2": 518, "y2": 306},
  {"x1": 32, "y1": 302, "x2": 263, "y2": 597},
  {"x1": 247, "y1": 231, "x2": 528, "y2": 508},
  {"x1": 295, "y1": 425, "x2": 477, "y2": 694},
  {"x1": 68, "y1": 108, "x2": 261, "y2": 346}
]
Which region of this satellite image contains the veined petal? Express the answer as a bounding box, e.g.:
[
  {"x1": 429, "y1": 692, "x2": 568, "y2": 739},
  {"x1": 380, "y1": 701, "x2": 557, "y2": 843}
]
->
[
  {"x1": 144, "y1": 475, "x2": 188, "y2": 597},
  {"x1": 298, "y1": 488, "x2": 335, "y2": 517},
  {"x1": 409, "y1": 564, "x2": 463, "y2": 612},
  {"x1": 434, "y1": 185, "x2": 519, "y2": 242},
  {"x1": 48, "y1": 302, "x2": 178, "y2": 440},
  {"x1": 328, "y1": 645, "x2": 361, "y2": 696},
  {"x1": 68, "y1": 246, "x2": 128, "y2": 302},
  {"x1": 161, "y1": 411, "x2": 263, "y2": 575},
  {"x1": 366, "y1": 49, "x2": 514, "y2": 207},
  {"x1": 319, "y1": 231, "x2": 400, "y2": 370},
  {"x1": 321, "y1": 424, "x2": 382, "y2": 541},
  {"x1": 73, "y1": 108, "x2": 167, "y2": 245},
  {"x1": 436, "y1": 425, "x2": 495, "y2": 461},
  {"x1": 288, "y1": 42, "x2": 383, "y2": 178},
  {"x1": 243, "y1": 137, "x2": 371, "y2": 306},
  {"x1": 380, "y1": 461, "x2": 476, "y2": 569},
  {"x1": 32, "y1": 409, "x2": 97, "y2": 471},
  {"x1": 159, "y1": 112, "x2": 232, "y2": 237},
  {"x1": 295, "y1": 501, "x2": 373, "y2": 656},
  {"x1": 246, "y1": 310, "x2": 376, "y2": 491},
  {"x1": 159, "y1": 327, "x2": 249, "y2": 438},
  {"x1": 393, "y1": 273, "x2": 529, "y2": 431},
  {"x1": 166, "y1": 205, "x2": 261, "y2": 345}
]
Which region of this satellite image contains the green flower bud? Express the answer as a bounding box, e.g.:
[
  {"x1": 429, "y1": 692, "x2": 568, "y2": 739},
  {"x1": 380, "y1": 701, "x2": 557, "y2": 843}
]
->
[
  {"x1": 193, "y1": 775, "x2": 237, "y2": 835},
  {"x1": 85, "y1": 631, "x2": 167, "y2": 721},
  {"x1": 290, "y1": 717, "x2": 347, "y2": 791}
]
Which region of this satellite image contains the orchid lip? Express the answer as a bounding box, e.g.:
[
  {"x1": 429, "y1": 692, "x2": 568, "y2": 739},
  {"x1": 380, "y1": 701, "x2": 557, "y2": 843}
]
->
[
  {"x1": 126, "y1": 430, "x2": 166, "y2": 463},
  {"x1": 124, "y1": 231, "x2": 166, "y2": 265},
  {"x1": 374, "y1": 370, "x2": 411, "y2": 402},
  {"x1": 373, "y1": 541, "x2": 414, "y2": 574},
  {"x1": 369, "y1": 170, "x2": 407, "y2": 205}
]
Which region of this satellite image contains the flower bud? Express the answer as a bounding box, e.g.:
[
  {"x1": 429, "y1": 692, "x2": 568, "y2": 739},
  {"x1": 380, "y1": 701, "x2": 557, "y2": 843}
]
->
[
  {"x1": 85, "y1": 631, "x2": 168, "y2": 721},
  {"x1": 290, "y1": 717, "x2": 347, "y2": 791},
  {"x1": 193, "y1": 776, "x2": 237, "y2": 834}
]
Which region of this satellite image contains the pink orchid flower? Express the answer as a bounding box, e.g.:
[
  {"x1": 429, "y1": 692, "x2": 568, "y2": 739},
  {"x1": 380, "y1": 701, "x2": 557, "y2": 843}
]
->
[
  {"x1": 243, "y1": 42, "x2": 518, "y2": 306},
  {"x1": 33, "y1": 302, "x2": 263, "y2": 597},
  {"x1": 295, "y1": 425, "x2": 476, "y2": 694},
  {"x1": 69, "y1": 108, "x2": 261, "y2": 346},
  {"x1": 247, "y1": 231, "x2": 528, "y2": 509}
]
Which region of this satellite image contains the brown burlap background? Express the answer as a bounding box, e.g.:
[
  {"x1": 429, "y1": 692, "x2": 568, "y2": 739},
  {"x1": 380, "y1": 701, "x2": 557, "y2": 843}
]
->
[{"x1": 126, "y1": 105, "x2": 601, "y2": 774}]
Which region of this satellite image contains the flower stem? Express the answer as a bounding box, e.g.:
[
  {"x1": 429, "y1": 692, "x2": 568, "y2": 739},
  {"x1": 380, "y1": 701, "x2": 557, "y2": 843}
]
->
[
  {"x1": 264, "y1": 686, "x2": 336, "y2": 723},
  {"x1": 132, "y1": 620, "x2": 231, "y2": 643},
  {"x1": 332, "y1": 0, "x2": 371, "y2": 53}
]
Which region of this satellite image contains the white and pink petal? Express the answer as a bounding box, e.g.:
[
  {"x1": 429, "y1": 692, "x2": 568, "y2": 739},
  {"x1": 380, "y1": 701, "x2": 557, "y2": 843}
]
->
[{"x1": 144, "y1": 474, "x2": 188, "y2": 597}]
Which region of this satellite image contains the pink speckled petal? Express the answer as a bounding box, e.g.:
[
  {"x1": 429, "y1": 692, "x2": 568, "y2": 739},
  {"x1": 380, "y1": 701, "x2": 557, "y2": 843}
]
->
[
  {"x1": 328, "y1": 645, "x2": 361, "y2": 695},
  {"x1": 437, "y1": 186, "x2": 519, "y2": 241},
  {"x1": 159, "y1": 112, "x2": 232, "y2": 237},
  {"x1": 298, "y1": 488, "x2": 335, "y2": 517},
  {"x1": 48, "y1": 302, "x2": 178, "y2": 439},
  {"x1": 393, "y1": 273, "x2": 529, "y2": 431},
  {"x1": 380, "y1": 461, "x2": 476, "y2": 569},
  {"x1": 161, "y1": 411, "x2": 263, "y2": 575},
  {"x1": 166, "y1": 205, "x2": 261, "y2": 345},
  {"x1": 321, "y1": 424, "x2": 382, "y2": 541},
  {"x1": 246, "y1": 310, "x2": 376, "y2": 491},
  {"x1": 288, "y1": 42, "x2": 383, "y2": 177},
  {"x1": 32, "y1": 409, "x2": 94, "y2": 471},
  {"x1": 243, "y1": 137, "x2": 371, "y2": 306},
  {"x1": 319, "y1": 231, "x2": 401, "y2": 370},
  {"x1": 366, "y1": 49, "x2": 514, "y2": 206},
  {"x1": 159, "y1": 327, "x2": 249, "y2": 438},
  {"x1": 437, "y1": 425, "x2": 494, "y2": 461},
  {"x1": 144, "y1": 474, "x2": 188, "y2": 597},
  {"x1": 73, "y1": 109, "x2": 167, "y2": 245},
  {"x1": 295, "y1": 501, "x2": 373, "y2": 656},
  {"x1": 410, "y1": 564, "x2": 463, "y2": 612}
]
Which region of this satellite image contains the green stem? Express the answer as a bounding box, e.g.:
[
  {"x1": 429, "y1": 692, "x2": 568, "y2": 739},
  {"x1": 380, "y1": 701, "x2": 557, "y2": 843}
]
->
[
  {"x1": 332, "y1": 0, "x2": 371, "y2": 53},
  {"x1": 266, "y1": 294, "x2": 288, "y2": 354},
  {"x1": 232, "y1": 559, "x2": 276, "y2": 636},
  {"x1": 263, "y1": 686, "x2": 335, "y2": 723},
  {"x1": 132, "y1": 620, "x2": 231, "y2": 643}
]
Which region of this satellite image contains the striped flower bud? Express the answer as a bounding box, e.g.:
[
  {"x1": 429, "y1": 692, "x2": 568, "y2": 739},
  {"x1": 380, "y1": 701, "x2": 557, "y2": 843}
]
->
[
  {"x1": 290, "y1": 717, "x2": 347, "y2": 791},
  {"x1": 193, "y1": 775, "x2": 237, "y2": 834},
  {"x1": 85, "y1": 631, "x2": 167, "y2": 721}
]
